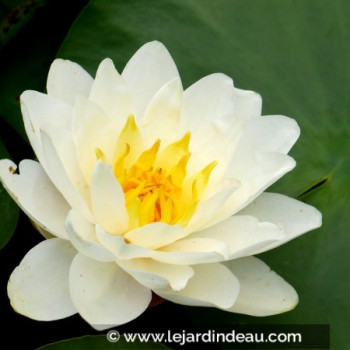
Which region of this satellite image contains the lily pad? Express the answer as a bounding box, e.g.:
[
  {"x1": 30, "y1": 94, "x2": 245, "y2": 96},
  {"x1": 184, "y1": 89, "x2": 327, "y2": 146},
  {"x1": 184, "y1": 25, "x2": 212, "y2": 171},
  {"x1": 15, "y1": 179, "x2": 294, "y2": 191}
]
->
[
  {"x1": 0, "y1": 0, "x2": 88, "y2": 139},
  {"x1": 38, "y1": 334, "x2": 169, "y2": 350}
]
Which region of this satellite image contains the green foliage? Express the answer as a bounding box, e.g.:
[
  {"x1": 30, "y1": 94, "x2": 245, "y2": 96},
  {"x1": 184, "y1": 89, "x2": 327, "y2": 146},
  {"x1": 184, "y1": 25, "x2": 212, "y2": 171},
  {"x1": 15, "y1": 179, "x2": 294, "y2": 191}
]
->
[{"x1": 38, "y1": 334, "x2": 169, "y2": 350}]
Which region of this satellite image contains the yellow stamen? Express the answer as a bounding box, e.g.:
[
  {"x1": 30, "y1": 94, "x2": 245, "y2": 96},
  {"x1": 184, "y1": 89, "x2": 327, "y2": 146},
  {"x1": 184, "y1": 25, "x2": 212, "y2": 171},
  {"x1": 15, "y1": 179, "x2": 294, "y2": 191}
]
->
[
  {"x1": 114, "y1": 143, "x2": 130, "y2": 181},
  {"x1": 176, "y1": 200, "x2": 199, "y2": 227},
  {"x1": 112, "y1": 131, "x2": 217, "y2": 228},
  {"x1": 113, "y1": 114, "x2": 142, "y2": 168},
  {"x1": 156, "y1": 132, "x2": 191, "y2": 169},
  {"x1": 168, "y1": 153, "x2": 190, "y2": 189},
  {"x1": 139, "y1": 190, "x2": 159, "y2": 226},
  {"x1": 133, "y1": 139, "x2": 160, "y2": 171},
  {"x1": 159, "y1": 195, "x2": 172, "y2": 224},
  {"x1": 126, "y1": 198, "x2": 140, "y2": 230},
  {"x1": 95, "y1": 148, "x2": 107, "y2": 162},
  {"x1": 193, "y1": 160, "x2": 218, "y2": 198}
]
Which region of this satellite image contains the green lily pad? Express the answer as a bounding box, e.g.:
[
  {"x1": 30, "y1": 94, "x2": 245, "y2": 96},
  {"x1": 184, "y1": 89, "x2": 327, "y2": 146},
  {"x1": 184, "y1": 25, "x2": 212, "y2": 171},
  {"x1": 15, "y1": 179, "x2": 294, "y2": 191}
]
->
[
  {"x1": 37, "y1": 334, "x2": 170, "y2": 350},
  {"x1": 54, "y1": 0, "x2": 350, "y2": 348},
  {"x1": 0, "y1": 0, "x2": 88, "y2": 140},
  {"x1": 0, "y1": 139, "x2": 19, "y2": 249}
]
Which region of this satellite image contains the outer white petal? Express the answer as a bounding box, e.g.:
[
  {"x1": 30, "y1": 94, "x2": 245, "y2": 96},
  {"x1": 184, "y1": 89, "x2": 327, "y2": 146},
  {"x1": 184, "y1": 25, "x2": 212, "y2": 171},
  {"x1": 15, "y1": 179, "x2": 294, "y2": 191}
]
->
[
  {"x1": 187, "y1": 116, "x2": 243, "y2": 184},
  {"x1": 42, "y1": 125, "x2": 90, "y2": 204},
  {"x1": 91, "y1": 161, "x2": 128, "y2": 235},
  {"x1": 232, "y1": 87, "x2": 262, "y2": 120},
  {"x1": 72, "y1": 96, "x2": 116, "y2": 183},
  {"x1": 156, "y1": 263, "x2": 239, "y2": 309},
  {"x1": 66, "y1": 209, "x2": 115, "y2": 262},
  {"x1": 0, "y1": 159, "x2": 70, "y2": 239},
  {"x1": 124, "y1": 222, "x2": 188, "y2": 249},
  {"x1": 122, "y1": 41, "x2": 179, "y2": 118},
  {"x1": 89, "y1": 58, "x2": 133, "y2": 126},
  {"x1": 186, "y1": 179, "x2": 240, "y2": 233},
  {"x1": 96, "y1": 226, "x2": 228, "y2": 265},
  {"x1": 47, "y1": 59, "x2": 93, "y2": 105},
  {"x1": 8, "y1": 238, "x2": 77, "y2": 320},
  {"x1": 40, "y1": 130, "x2": 94, "y2": 223},
  {"x1": 69, "y1": 253, "x2": 152, "y2": 330},
  {"x1": 223, "y1": 257, "x2": 298, "y2": 316},
  {"x1": 140, "y1": 78, "x2": 183, "y2": 147},
  {"x1": 21, "y1": 90, "x2": 73, "y2": 162},
  {"x1": 182, "y1": 73, "x2": 235, "y2": 131},
  {"x1": 238, "y1": 192, "x2": 322, "y2": 253},
  {"x1": 96, "y1": 225, "x2": 153, "y2": 260},
  {"x1": 155, "y1": 238, "x2": 229, "y2": 265},
  {"x1": 223, "y1": 152, "x2": 296, "y2": 217},
  {"x1": 118, "y1": 258, "x2": 194, "y2": 291},
  {"x1": 235, "y1": 115, "x2": 300, "y2": 155},
  {"x1": 190, "y1": 215, "x2": 286, "y2": 260}
]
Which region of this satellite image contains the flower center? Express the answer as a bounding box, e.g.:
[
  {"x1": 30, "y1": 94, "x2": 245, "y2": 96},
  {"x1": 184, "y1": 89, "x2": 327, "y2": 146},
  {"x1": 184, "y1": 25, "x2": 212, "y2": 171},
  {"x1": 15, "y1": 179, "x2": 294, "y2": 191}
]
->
[{"x1": 97, "y1": 115, "x2": 217, "y2": 229}]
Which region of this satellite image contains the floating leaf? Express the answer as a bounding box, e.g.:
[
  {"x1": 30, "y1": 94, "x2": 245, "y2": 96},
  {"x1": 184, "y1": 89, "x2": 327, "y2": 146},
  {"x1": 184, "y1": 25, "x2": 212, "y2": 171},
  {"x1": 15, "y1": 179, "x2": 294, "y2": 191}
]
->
[{"x1": 38, "y1": 334, "x2": 169, "y2": 350}]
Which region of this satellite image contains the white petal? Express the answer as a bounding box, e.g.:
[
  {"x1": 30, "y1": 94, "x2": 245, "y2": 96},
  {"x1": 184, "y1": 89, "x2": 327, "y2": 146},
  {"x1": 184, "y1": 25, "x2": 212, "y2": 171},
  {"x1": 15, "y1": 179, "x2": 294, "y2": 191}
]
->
[
  {"x1": 186, "y1": 179, "x2": 240, "y2": 233},
  {"x1": 96, "y1": 225, "x2": 153, "y2": 260},
  {"x1": 40, "y1": 130, "x2": 94, "y2": 222},
  {"x1": 8, "y1": 238, "x2": 77, "y2": 320},
  {"x1": 66, "y1": 210, "x2": 115, "y2": 262},
  {"x1": 223, "y1": 152, "x2": 296, "y2": 216},
  {"x1": 190, "y1": 215, "x2": 286, "y2": 259},
  {"x1": 122, "y1": 41, "x2": 179, "y2": 118},
  {"x1": 0, "y1": 159, "x2": 70, "y2": 239},
  {"x1": 140, "y1": 78, "x2": 183, "y2": 147},
  {"x1": 97, "y1": 226, "x2": 228, "y2": 265},
  {"x1": 72, "y1": 96, "x2": 116, "y2": 183},
  {"x1": 89, "y1": 58, "x2": 133, "y2": 125},
  {"x1": 232, "y1": 87, "x2": 262, "y2": 120},
  {"x1": 91, "y1": 161, "x2": 128, "y2": 235},
  {"x1": 118, "y1": 259, "x2": 194, "y2": 291},
  {"x1": 187, "y1": 115, "x2": 243, "y2": 184},
  {"x1": 235, "y1": 115, "x2": 300, "y2": 155},
  {"x1": 42, "y1": 125, "x2": 90, "y2": 205},
  {"x1": 223, "y1": 257, "x2": 298, "y2": 315},
  {"x1": 156, "y1": 263, "x2": 239, "y2": 309},
  {"x1": 47, "y1": 59, "x2": 93, "y2": 105},
  {"x1": 182, "y1": 73, "x2": 235, "y2": 131},
  {"x1": 21, "y1": 90, "x2": 73, "y2": 162},
  {"x1": 69, "y1": 253, "x2": 151, "y2": 330},
  {"x1": 155, "y1": 237, "x2": 229, "y2": 265},
  {"x1": 124, "y1": 223, "x2": 188, "y2": 249},
  {"x1": 238, "y1": 192, "x2": 322, "y2": 253}
]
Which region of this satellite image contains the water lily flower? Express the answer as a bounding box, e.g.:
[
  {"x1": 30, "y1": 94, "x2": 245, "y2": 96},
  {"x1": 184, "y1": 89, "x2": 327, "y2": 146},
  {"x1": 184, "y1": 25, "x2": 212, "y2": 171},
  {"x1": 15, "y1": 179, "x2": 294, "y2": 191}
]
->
[{"x1": 0, "y1": 41, "x2": 321, "y2": 330}]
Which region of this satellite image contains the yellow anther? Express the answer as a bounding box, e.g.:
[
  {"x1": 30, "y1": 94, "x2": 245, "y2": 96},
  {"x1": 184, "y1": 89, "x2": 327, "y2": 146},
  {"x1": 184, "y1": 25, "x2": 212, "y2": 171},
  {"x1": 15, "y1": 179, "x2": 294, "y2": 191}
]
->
[
  {"x1": 139, "y1": 190, "x2": 160, "y2": 226},
  {"x1": 134, "y1": 139, "x2": 160, "y2": 171},
  {"x1": 114, "y1": 114, "x2": 142, "y2": 167},
  {"x1": 159, "y1": 194, "x2": 173, "y2": 224},
  {"x1": 124, "y1": 180, "x2": 147, "y2": 206},
  {"x1": 168, "y1": 153, "x2": 190, "y2": 188},
  {"x1": 176, "y1": 200, "x2": 199, "y2": 227},
  {"x1": 95, "y1": 148, "x2": 107, "y2": 162},
  {"x1": 156, "y1": 132, "x2": 191, "y2": 169},
  {"x1": 126, "y1": 198, "x2": 140, "y2": 230},
  {"x1": 114, "y1": 143, "x2": 130, "y2": 181},
  {"x1": 193, "y1": 160, "x2": 218, "y2": 199}
]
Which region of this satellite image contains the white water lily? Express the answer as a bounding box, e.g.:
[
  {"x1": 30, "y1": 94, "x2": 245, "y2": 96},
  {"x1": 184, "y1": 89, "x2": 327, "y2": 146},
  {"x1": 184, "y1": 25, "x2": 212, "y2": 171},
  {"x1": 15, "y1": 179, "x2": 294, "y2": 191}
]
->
[{"x1": 0, "y1": 41, "x2": 321, "y2": 330}]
